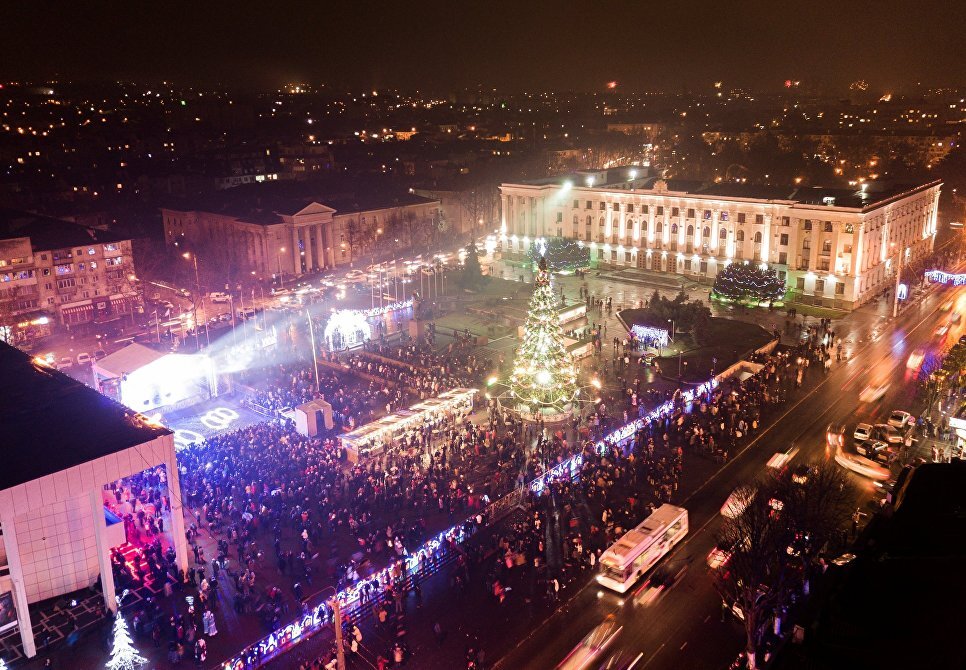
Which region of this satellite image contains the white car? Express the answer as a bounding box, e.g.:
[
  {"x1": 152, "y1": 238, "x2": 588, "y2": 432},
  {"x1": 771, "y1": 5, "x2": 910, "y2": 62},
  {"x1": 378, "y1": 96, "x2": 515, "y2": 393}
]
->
[
  {"x1": 720, "y1": 486, "x2": 755, "y2": 518},
  {"x1": 556, "y1": 615, "x2": 622, "y2": 670},
  {"x1": 859, "y1": 382, "x2": 889, "y2": 403},
  {"x1": 853, "y1": 423, "x2": 873, "y2": 443},
  {"x1": 344, "y1": 270, "x2": 367, "y2": 283},
  {"x1": 873, "y1": 424, "x2": 902, "y2": 444},
  {"x1": 906, "y1": 348, "x2": 926, "y2": 370},
  {"x1": 58, "y1": 356, "x2": 73, "y2": 370},
  {"x1": 888, "y1": 410, "x2": 913, "y2": 430},
  {"x1": 76, "y1": 352, "x2": 92, "y2": 366},
  {"x1": 209, "y1": 292, "x2": 231, "y2": 303}
]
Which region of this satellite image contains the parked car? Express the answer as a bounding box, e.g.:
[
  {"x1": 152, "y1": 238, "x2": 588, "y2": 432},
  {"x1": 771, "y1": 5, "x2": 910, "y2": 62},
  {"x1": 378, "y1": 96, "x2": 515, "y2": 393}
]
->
[
  {"x1": 856, "y1": 439, "x2": 893, "y2": 464},
  {"x1": 853, "y1": 423, "x2": 874, "y2": 443},
  {"x1": 57, "y1": 356, "x2": 73, "y2": 370},
  {"x1": 209, "y1": 291, "x2": 231, "y2": 303},
  {"x1": 873, "y1": 423, "x2": 903, "y2": 444},
  {"x1": 888, "y1": 410, "x2": 913, "y2": 429},
  {"x1": 75, "y1": 352, "x2": 92, "y2": 366},
  {"x1": 93, "y1": 349, "x2": 107, "y2": 361},
  {"x1": 176, "y1": 287, "x2": 192, "y2": 298}
]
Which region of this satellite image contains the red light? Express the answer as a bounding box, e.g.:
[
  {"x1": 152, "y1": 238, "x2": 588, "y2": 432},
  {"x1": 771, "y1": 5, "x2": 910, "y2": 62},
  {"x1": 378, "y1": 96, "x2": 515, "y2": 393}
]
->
[{"x1": 784, "y1": 79, "x2": 792, "y2": 88}]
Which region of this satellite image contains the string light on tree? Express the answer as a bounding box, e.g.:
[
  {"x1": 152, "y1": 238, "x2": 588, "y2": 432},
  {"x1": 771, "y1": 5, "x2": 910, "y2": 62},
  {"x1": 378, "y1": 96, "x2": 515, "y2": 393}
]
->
[
  {"x1": 106, "y1": 591, "x2": 146, "y2": 670},
  {"x1": 711, "y1": 262, "x2": 785, "y2": 305},
  {"x1": 503, "y1": 256, "x2": 580, "y2": 421}
]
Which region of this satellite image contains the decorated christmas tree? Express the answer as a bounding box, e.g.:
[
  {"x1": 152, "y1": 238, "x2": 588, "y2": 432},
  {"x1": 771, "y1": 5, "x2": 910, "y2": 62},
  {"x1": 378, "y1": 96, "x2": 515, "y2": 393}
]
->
[
  {"x1": 506, "y1": 257, "x2": 579, "y2": 420},
  {"x1": 105, "y1": 610, "x2": 147, "y2": 670},
  {"x1": 712, "y1": 262, "x2": 786, "y2": 304}
]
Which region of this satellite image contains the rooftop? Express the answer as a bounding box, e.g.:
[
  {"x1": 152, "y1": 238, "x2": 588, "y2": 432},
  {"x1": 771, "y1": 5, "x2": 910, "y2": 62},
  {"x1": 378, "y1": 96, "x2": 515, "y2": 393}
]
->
[
  {"x1": 0, "y1": 343, "x2": 171, "y2": 491},
  {"x1": 161, "y1": 180, "x2": 439, "y2": 225},
  {"x1": 0, "y1": 209, "x2": 131, "y2": 251},
  {"x1": 506, "y1": 175, "x2": 941, "y2": 211}
]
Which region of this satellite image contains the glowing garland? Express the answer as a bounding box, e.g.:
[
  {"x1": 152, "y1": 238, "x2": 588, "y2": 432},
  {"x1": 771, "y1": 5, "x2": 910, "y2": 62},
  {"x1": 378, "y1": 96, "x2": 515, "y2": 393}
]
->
[
  {"x1": 630, "y1": 324, "x2": 670, "y2": 349},
  {"x1": 506, "y1": 258, "x2": 579, "y2": 419},
  {"x1": 221, "y1": 378, "x2": 719, "y2": 670},
  {"x1": 925, "y1": 270, "x2": 966, "y2": 286}
]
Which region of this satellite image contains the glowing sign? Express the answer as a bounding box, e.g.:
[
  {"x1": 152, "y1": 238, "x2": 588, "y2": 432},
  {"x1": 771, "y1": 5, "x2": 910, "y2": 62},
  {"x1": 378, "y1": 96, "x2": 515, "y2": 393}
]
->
[
  {"x1": 897, "y1": 283, "x2": 908, "y2": 301},
  {"x1": 925, "y1": 270, "x2": 966, "y2": 286}
]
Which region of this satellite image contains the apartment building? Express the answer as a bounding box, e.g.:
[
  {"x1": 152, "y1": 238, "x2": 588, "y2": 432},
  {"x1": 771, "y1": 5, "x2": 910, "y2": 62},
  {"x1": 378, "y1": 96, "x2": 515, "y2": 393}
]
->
[
  {"x1": 499, "y1": 173, "x2": 941, "y2": 310},
  {"x1": 0, "y1": 210, "x2": 139, "y2": 342}
]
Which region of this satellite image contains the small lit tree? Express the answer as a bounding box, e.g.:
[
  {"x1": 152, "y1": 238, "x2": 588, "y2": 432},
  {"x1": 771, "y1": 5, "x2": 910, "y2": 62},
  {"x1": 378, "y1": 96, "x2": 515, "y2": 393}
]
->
[
  {"x1": 712, "y1": 263, "x2": 785, "y2": 305},
  {"x1": 105, "y1": 610, "x2": 147, "y2": 670}
]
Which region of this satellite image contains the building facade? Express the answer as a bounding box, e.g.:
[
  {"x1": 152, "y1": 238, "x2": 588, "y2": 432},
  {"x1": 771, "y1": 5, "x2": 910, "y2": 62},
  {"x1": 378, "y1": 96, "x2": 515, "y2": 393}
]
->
[
  {"x1": 499, "y1": 174, "x2": 941, "y2": 310},
  {"x1": 161, "y1": 190, "x2": 441, "y2": 280},
  {"x1": 0, "y1": 211, "x2": 140, "y2": 342}
]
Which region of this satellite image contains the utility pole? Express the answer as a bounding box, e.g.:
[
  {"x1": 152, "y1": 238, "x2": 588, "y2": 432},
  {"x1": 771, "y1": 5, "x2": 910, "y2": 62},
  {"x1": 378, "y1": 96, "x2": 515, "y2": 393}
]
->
[
  {"x1": 893, "y1": 245, "x2": 903, "y2": 318},
  {"x1": 331, "y1": 598, "x2": 346, "y2": 670},
  {"x1": 306, "y1": 308, "x2": 320, "y2": 388}
]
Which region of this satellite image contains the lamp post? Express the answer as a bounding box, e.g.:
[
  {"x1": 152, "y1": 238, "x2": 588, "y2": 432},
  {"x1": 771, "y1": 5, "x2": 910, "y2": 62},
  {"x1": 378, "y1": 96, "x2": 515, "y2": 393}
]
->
[
  {"x1": 183, "y1": 252, "x2": 201, "y2": 351},
  {"x1": 276, "y1": 247, "x2": 286, "y2": 289},
  {"x1": 891, "y1": 242, "x2": 902, "y2": 318}
]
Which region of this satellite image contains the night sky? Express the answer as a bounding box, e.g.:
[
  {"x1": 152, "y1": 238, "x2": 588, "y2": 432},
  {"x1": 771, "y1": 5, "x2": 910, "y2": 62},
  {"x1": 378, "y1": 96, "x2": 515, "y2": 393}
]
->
[{"x1": 4, "y1": 0, "x2": 965, "y2": 92}]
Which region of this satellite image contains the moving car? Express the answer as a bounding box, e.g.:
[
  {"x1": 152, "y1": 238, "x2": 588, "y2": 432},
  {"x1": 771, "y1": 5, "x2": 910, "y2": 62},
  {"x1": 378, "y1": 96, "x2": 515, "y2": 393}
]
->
[
  {"x1": 209, "y1": 291, "x2": 231, "y2": 303},
  {"x1": 953, "y1": 312, "x2": 962, "y2": 324},
  {"x1": 888, "y1": 410, "x2": 913, "y2": 429},
  {"x1": 853, "y1": 423, "x2": 873, "y2": 443},
  {"x1": 633, "y1": 563, "x2": 689, "y2": 606},
  {"x1": 834, "y1": 445, "x2": 890, "y2": 481},
  {"x1": 859, "y1": 382, "x2": 889, "y2": 403},
  {"x1": 556, "y1": 615, "x2": 622, "y2": 670},
  {"x1": 826, "y1": 423, "x2": 846, "y2": 448},
  {"x1": 344, "y1": 269, "x2": 367, "y2": 283},
  {"x1": 93, "y1": 349, "x2": 107, "y2": 361},
  {"x1": 906, "y1": 347, "x2": 926, "y2": 370},
  {"x1": 720, "y1": 486, "x2": 755, "y2": 518},
  {"x1": 935, "y1": 324, "x2": 950, "y2": 339},
  {"x1": 75, "y1": 352, "x2": 92, "y2": 366}
]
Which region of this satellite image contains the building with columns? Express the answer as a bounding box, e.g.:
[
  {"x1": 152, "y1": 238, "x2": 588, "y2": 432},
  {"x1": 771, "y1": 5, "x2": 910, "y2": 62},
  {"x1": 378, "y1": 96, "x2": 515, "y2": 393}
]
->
[
  {"x1": 500, "y1": 172, "x2": 941, "y2": 310},
  {"x1": 161, "y1": 184, "x2": 441, "y2": 281},
  {"x1": 0, "y1": 342, "x2": 188, "y2": 659}
]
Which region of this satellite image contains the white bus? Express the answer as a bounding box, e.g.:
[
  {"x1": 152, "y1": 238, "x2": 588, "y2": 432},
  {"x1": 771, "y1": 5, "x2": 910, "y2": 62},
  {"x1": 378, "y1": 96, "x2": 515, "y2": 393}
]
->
[{"x1": 597, "y1": 504, "x2": 688, "y2": 593}]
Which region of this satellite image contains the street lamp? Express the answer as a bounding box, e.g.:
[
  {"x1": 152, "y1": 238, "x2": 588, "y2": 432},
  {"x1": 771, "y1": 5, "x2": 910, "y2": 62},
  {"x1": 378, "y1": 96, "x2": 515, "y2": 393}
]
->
[
  {"x1": 276, "y1": 246, "x2": 286, "y2": 288},
  {"x1": 183, "y1": 252, "x2": 201, "y2": 351}
]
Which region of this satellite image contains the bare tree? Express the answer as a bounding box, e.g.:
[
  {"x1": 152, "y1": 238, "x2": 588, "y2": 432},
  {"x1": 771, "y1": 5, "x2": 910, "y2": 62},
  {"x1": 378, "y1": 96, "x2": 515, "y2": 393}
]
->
[
  {"x1": 456, "y1": 184, "x2": 499, "y2": 236},
  {"x1": 713, "y1": 489, "x2": 795, "y2": 670},
  {"x1": 345, "y1": 216, "x2": 374, "y2": 264}
]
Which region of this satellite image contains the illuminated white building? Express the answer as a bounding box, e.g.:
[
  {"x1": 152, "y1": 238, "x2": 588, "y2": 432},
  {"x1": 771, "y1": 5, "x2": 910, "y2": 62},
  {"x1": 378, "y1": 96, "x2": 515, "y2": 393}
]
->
[{"x1": 500, "y1": 173, "x2": 941, "y2": 310}]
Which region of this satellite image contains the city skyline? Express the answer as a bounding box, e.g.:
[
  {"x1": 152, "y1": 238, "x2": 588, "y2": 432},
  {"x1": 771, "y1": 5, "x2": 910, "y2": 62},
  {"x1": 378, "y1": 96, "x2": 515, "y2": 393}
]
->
[{"x1": 3, "y1": 0, "x2": 965, "y2": 92}]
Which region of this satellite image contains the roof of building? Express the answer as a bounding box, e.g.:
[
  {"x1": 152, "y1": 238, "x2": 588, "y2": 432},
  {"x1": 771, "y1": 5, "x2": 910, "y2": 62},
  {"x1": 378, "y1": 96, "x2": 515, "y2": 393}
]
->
[
  {"x1": 93, "y1": 343, "x2": 169, "y2": 380},
  {"x1": 0, "y1": 342, "x2": 171, "y2": 491},
  {"x1": 0, "y1": 209, "x2": 131, "y2": 251},
  {"x1": 161, "y1": 180, "x2": 439, "y2": 225},
  {"x1": 507, "y1": 175, "x2": 941, "y2": 211}
]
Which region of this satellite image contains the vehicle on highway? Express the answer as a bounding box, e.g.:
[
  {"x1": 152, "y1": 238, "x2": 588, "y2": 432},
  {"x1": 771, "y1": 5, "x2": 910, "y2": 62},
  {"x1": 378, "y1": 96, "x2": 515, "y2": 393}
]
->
[
  {"x1": 906, "y1": 347, "x2": 926, "y2": 370},
  {"x1": 940, "y1": 300, "x2": 954, "y2": 312},
  {"x1": 766, "y1": 445, "x2": 799, "y2": 470},
  {"x1": 76, "y1": 352, "x2": 92, "y2": 366},
  {"x1": 209, "y1": 291, "x2": 231, "y2": 303},
  {"x1": 935, "y1": 323, "x2": 950, "y2": 339},
  {"x1": 835, "y1": 445, "x2": 890, "y2": 480},
  {"x1": 720, "y1": 485, "x2": 755, "y2": 518},
  {"x1": 859, "y1": 382, "x2": 889, "y2": 403},
  {"x1": 888, "y1": 410, "x2": 913, "y2": 429},
  {"x1": 953, "y1": 312, "x2": 962, "y2": 324},
  {"x1": 826, "y1": 423, "x2": 845, "y2": 448},
  {"x1": 873, "y1": 423, "x2": 902, "y2": 444},
  {"x1": 853, "y1": 423, "x2": 873, "y2": 443},
  {"x1": 597, "y1": 504, "x2": 688, "y2": 593},
  {"x1": 555, "y1": 615, "x2": 623, "y2": 670},
  {"x1": 633, "y1": 562, "x2": 689, "y2": 606}
]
